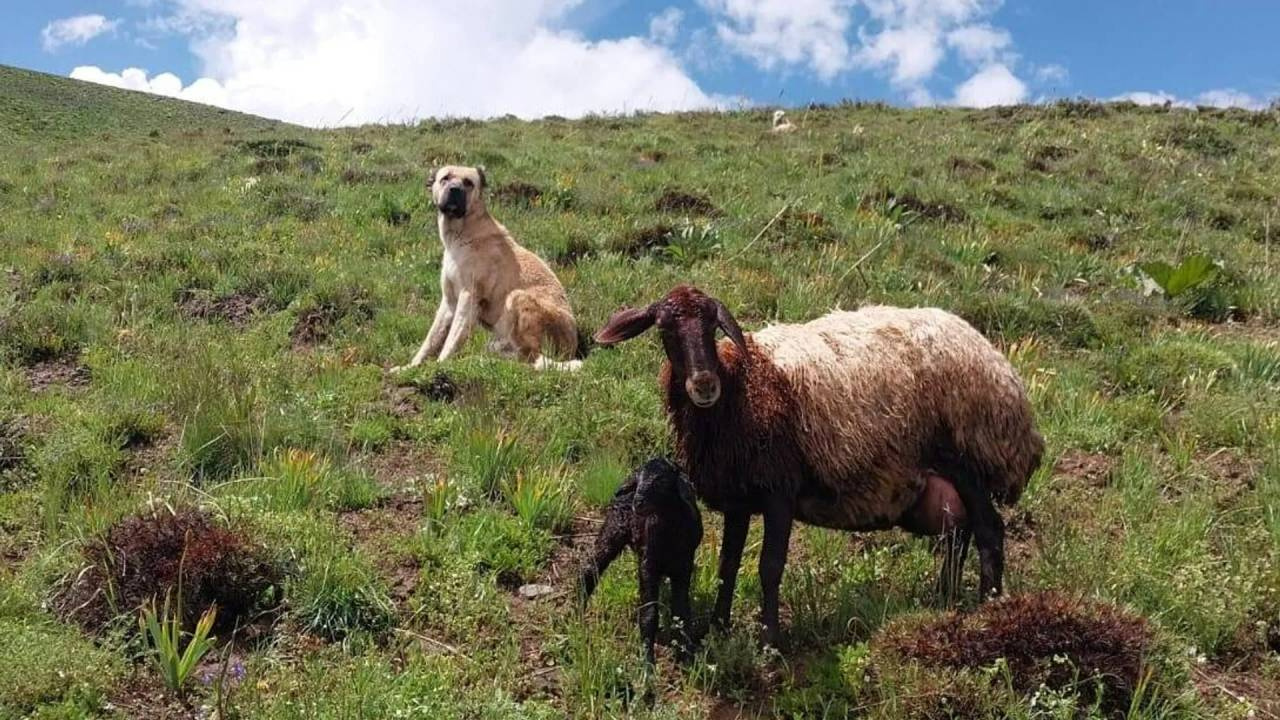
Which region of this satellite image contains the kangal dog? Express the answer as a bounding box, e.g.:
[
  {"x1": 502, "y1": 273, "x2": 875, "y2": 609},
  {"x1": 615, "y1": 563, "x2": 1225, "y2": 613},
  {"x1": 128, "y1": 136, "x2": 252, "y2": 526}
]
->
[{"x1": 392, "y1": 165, "x2": 581, "y2": 372}]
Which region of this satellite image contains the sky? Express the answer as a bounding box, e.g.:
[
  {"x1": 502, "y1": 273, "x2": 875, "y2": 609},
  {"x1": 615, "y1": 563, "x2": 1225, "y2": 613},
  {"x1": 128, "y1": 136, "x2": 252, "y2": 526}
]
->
[{"x1": 2, "y1": 1, "x2": 1277, "y2": 127}]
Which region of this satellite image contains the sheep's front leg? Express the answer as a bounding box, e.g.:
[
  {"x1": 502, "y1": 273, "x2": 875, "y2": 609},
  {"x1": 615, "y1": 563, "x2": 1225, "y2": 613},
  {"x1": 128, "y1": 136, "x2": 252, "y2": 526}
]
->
[
  {"x1": 436, "y1": 289, "x2": 478, "y2": 361},
  {"x1": 712, "y1": 511, "x2": 750, "y2": 632},
  {"x1": 759, "y1": 496, "x2": 794, "y2": 648},
  {"x1": 638, "y1": 556, "x2": 661, "y2": 667}
]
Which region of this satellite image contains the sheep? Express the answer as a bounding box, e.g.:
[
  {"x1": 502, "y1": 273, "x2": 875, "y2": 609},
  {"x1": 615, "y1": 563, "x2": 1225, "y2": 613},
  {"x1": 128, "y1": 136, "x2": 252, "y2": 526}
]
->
[
  {"x1": 771, "y1": 110, "x2": 796, "y2": 133},
  {"x1": 595, "y1": 285, "x2": 1043, "y2": 647},
  {"x1": 578, "y1": 458, "x2": 703, "y2": 665}
]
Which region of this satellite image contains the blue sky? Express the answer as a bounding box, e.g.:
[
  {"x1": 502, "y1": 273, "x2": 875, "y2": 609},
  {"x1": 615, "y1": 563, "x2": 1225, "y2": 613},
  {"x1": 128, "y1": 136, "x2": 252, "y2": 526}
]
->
[{"x1": 3, "y1": 1, "x2": 1277, "y2": 126}]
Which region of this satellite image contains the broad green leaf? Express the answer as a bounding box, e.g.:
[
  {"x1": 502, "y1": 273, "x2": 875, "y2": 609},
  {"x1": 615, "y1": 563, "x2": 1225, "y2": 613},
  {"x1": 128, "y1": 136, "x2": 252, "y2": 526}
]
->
[
  {"x1": 1164, "y1": 254, "x2": 1218, "y2": 297},
  {"x1": 1138, "y1": 261, "x2": 1175, "y2": 294}
]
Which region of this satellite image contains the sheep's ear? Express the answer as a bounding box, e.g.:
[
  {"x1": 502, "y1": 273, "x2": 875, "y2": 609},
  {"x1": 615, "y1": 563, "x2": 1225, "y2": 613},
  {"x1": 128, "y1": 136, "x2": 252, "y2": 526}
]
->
[
  {"x1": 594, "y1": 305, "x2": 655, "y2": 345},
  {"x1": 714, "y1": 301, "x2": 748, "y2": 352}
]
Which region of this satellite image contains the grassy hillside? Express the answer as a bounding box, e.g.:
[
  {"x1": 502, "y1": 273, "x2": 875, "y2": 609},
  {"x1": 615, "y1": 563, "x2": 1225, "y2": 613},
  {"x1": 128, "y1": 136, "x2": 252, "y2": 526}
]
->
[{"x1": 1, "y1": 69, "x2": 1278, "y2": 718}]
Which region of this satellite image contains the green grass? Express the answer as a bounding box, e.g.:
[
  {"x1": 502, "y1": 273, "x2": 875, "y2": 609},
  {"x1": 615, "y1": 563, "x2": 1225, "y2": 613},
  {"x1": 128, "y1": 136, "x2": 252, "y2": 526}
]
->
[{"x1": 2, "y1": 65, "x2": 1279, "y2": 717}]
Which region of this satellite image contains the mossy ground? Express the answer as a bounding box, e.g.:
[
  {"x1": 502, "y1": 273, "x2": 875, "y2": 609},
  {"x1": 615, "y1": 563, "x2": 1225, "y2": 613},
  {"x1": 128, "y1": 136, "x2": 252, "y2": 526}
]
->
[{"x1": 1, "y1": 66, "x2": 1278, "y2": 718}]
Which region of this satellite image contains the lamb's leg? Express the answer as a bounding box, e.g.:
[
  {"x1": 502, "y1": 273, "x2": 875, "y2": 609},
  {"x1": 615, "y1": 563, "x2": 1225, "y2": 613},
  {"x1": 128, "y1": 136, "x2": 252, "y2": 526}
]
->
[
  {"x1": 936, "y1": 527, "x2": 972, "y2": 602},
  {"x1": 638, "y1": 558, "x2": 661, "y2": 667},
  {"x1": 577, "y1": 523, "x2": 629, "y2": 607},
  {"x1": 759, "y1": 497, "x2": 794, "y2": 648},
  {"x1": 951, "y1": 471, "x2": 1004, "y2": 598},
  {"x1": 712, "y1": 511, "x2": 750, "y2": 632},
  {"x1": 670, "y1": 566, "x2": 695, "y2": 662}
]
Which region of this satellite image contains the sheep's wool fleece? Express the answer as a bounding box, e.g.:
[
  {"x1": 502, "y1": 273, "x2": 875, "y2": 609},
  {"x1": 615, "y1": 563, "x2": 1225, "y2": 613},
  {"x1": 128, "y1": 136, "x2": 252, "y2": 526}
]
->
[{"x1": 751, "y1": 306, "x2": 1039, "y2": 526}]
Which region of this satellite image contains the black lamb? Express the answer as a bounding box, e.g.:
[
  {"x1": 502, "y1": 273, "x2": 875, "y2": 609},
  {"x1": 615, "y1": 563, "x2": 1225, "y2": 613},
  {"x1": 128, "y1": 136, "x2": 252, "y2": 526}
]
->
[{"x1": 578, "y1": 458, "x2": 703, "y2": 665}]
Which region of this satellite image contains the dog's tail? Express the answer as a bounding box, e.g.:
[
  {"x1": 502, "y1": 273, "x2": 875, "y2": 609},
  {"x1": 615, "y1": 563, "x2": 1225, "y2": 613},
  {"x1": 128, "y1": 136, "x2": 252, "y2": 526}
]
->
[{"x1": 509, "y1": 290, "x2": 583, "y2": 370}]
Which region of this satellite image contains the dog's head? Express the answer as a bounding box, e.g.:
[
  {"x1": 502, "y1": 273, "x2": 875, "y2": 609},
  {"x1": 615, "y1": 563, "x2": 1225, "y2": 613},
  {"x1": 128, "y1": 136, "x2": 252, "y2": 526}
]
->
[{"x1": 430, "y1": 165, "x2": 487, "y2": 219}]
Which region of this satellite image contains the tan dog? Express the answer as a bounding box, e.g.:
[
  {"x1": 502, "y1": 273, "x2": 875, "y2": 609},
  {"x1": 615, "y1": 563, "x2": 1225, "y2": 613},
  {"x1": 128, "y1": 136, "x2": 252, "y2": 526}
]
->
[{"x1": 392, "y1": 165, "x2": 581, "y2": 372}]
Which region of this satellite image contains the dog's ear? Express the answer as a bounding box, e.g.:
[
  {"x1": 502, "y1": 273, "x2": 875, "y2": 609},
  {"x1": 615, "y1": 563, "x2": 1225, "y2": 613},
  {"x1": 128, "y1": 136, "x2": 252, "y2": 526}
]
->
[
  {"x1": 714, "y1": 300, "x2": 748, "y2": 353},
  {"x1": 425, "y1": 168, "x2": 438, "y2": 188},
  {"x1": 476, "y1": 166, "x2": 487, "y2": 189},
  {"x1": 594, "y1": 304, "x2": 656, "y2": 346}
]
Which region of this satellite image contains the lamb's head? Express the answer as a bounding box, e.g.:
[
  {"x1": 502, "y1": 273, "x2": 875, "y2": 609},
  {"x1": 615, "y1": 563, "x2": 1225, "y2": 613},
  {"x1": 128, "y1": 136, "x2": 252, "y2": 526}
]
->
[
  {"x1": 772, "y1": 110, "x2": 786, "y2": 126},
  {"x1": 632, "y1": 458, "x2": 697, "y2": 517},
  {"x1": 595, "y1": 285, "x2": 747, "y2": 408}
]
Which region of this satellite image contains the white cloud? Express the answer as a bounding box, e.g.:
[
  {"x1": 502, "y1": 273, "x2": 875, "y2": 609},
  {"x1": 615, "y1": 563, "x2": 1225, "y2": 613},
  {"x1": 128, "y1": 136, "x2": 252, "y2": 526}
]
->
[
  {"x1": 1113, "y1": 88, "x2": 1270, "y2": 110},
  {"x1": 1034, "y1": 63, "x2": 1068, "y2": 84},
  {"x1": 952, "y1": 62, "x2": 1025, "y2": 106},
  {"x1": 700, "y1": 0, "x2": 855, "y2": 81},
  {"x1": 1195, "y1": 88, "x2": 1268, "y2": 110},
  {"x1": 697, "y1": 0, "x2": 1029, "y2": 104},
  {"x1": 42, "y1": 14, "x2": 121, "y2": 52},
  {"x1": 945, "y1": 24, "x2": 1010, "y2": 65},
  {"x1": 649, "y1": 7, "x2": 684, "y2": 45},
  {"x1": 71, "y1": 0, "x2": 716, "y2": 126}
]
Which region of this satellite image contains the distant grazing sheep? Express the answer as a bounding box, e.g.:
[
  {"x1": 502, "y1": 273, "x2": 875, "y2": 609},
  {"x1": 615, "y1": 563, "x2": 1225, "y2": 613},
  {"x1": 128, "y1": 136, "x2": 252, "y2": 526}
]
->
[
  {"x1": 595, "y1": 286, "x2": 1043, "y2": 647},
  {"x1": 578, "y1": 458, "x2": 703, "y2": 665},
  {"x1": 771, "y1": 110, "x2": 796, "y2": 133}
]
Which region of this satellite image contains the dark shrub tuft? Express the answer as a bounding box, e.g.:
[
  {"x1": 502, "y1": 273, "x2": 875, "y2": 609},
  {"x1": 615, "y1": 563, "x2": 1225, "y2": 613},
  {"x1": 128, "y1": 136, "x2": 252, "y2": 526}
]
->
[{"x1": 55, "y1": 507, "x2": 280, "y2": 635}]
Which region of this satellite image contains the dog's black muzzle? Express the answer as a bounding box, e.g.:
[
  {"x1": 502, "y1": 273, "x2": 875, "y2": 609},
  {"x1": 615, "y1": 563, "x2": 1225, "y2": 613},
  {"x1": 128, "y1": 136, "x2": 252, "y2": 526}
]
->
[{"x1": 438, "y1": 186, "x2": 467, "y2": 218}]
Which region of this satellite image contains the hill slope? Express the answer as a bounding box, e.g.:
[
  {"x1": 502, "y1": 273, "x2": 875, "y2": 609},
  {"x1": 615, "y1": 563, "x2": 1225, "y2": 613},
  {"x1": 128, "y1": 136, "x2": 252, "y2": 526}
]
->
[
  {"x1": 0, "y1": 64, "x2": 286, "y2": 140},
  {"x1": 1, "y1": 70, "x2": 1278, "y2": 719}
]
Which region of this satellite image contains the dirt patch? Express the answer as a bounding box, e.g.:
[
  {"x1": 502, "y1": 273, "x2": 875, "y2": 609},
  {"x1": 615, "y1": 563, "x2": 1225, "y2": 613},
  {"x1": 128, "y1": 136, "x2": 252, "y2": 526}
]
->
[
  {"x1": 358, "y1": 441, "x2": 445, "y2": 488},
  {"x1": 491, "y1": 182, "x2": 543, "y2": 207},
  {"x1": 0, "y1": 416, "x2": 27, "y2": 476},
  {"x1": 860, "y1": 188, "x2": 968, "y2": 223},
  {"x1": 340, "y1": 493, "x2": 424, "y2": 606},
  {"x1": 552, "y1": 236, "x2": 594, "y2": 266},
  {"x1": 177, "y1": 288, "x2": 269, "y2": 328},
  {"x1": 1053, "y1": 449, "x2": 1114, "y2": 488},
  {"x1": 339, "y1": 166, "x2": 415, "y2": 185},
  {"x1": 54, "y1": 506, "x2": 281, "y2": 636},
  {"x1": 106, "y1": 670, "x2": 194, "y2": 720},
  {"x1": 290, "y1": 294, "x2": 373, "y2": 349},
  {"x1": 877, "y1": 592, "x2": 1153, "y2": 715},
  {"x1": 948, "y1": 156, "x2": 995, "y2": 177},
  {"x1": 1026, "y1": 144, "x2": 1075, "y2": 172},
  {"x1": 1194, "y1": 664, "x2": 1280, "y2": 719},
  {"x1": 387, "y1": 371, "x2": 461, "y2": 416},
  {"x1": 610, "y1": 224, "x2": 676, "y2": 258},
  {"x1": 25, "y1": 356, "x2": 90, "y2": 391},
  {"x1": 238, "y1": 138, "x2": 320, "y2": 159},
  {"x1": 655, "y1": 189, "x2": 721, "y2": 216},
  {"x1": 1198, "y1": 449, "x2": 1259, "y2": 505},
  {"x1": 634, "y1": 149, "x2": 666, "y2": 167},
  {"x1": 773, "y1": 208, "x2": 839, "y2": 246}
]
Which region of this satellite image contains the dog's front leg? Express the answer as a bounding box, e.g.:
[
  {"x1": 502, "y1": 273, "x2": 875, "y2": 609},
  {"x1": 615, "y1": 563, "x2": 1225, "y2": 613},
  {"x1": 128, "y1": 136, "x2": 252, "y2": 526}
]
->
[
  {"x1": 436, "y1": 290, "x2": 478, "y2": 361},
  {"x1": 392, "y1": 298, "x2": 454, "y2": 373}
]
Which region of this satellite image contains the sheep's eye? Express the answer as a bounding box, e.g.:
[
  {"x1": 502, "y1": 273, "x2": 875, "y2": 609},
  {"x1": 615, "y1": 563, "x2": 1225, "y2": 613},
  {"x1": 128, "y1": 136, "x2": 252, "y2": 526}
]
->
[{"x1": 462, "y1": 179, "x2": 474, "y2": 188}]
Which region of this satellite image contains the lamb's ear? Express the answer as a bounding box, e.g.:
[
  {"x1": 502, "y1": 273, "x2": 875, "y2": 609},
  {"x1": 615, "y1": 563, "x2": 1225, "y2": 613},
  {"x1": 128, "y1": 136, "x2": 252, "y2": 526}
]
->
[
  {"x1": 594, "y1": 305, "x2": 655, "y2": 346},
  {"x1": 714, "y1": 301, "x2": 747, "y2": 352},
  {"x1": 676, "y1": 475, "x2": 698, "y2": 515}
]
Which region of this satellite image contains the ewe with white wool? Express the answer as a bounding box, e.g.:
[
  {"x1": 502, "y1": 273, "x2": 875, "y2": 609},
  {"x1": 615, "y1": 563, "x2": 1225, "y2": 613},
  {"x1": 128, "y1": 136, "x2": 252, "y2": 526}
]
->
[
  {"x1": 596, "y1": 285, "x2": 1043, "y2": 647},
  {"x1": 771, "y1": 110, "x2": 796, "y2": 133}
]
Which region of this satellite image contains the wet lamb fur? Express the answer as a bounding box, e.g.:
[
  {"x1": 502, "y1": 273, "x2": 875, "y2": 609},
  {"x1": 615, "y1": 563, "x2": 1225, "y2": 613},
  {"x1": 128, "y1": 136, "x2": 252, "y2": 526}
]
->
[
  {"x1": 595, "y1": 285, "x2": 1043, "y2": 647},
  {"x1": 578, "y1": 458, "x2": 703, "y2": 665}
]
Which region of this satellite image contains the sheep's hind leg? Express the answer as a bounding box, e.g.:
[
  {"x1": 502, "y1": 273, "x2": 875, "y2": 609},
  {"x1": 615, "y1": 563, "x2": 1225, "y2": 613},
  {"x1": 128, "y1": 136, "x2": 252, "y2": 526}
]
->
[
  {"x1": 758, "y1": 497, "x2": 794, "y2": 649},
  {"x1": 936, "y1": 527, "x2": 971, "y2": 604},
  {"x1": 712, "y1": 511, "x2": 750, "y2": 633},
  {"x1": 951, "y1": 471, "x2": 1004, "y2": 598}
]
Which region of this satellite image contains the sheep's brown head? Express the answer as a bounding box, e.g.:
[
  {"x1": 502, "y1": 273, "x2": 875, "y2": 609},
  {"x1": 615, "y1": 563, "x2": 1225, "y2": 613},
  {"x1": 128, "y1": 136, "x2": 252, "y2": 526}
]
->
[{"x1": 595, "y1": 285, "x2": 747, "y2": 408}]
